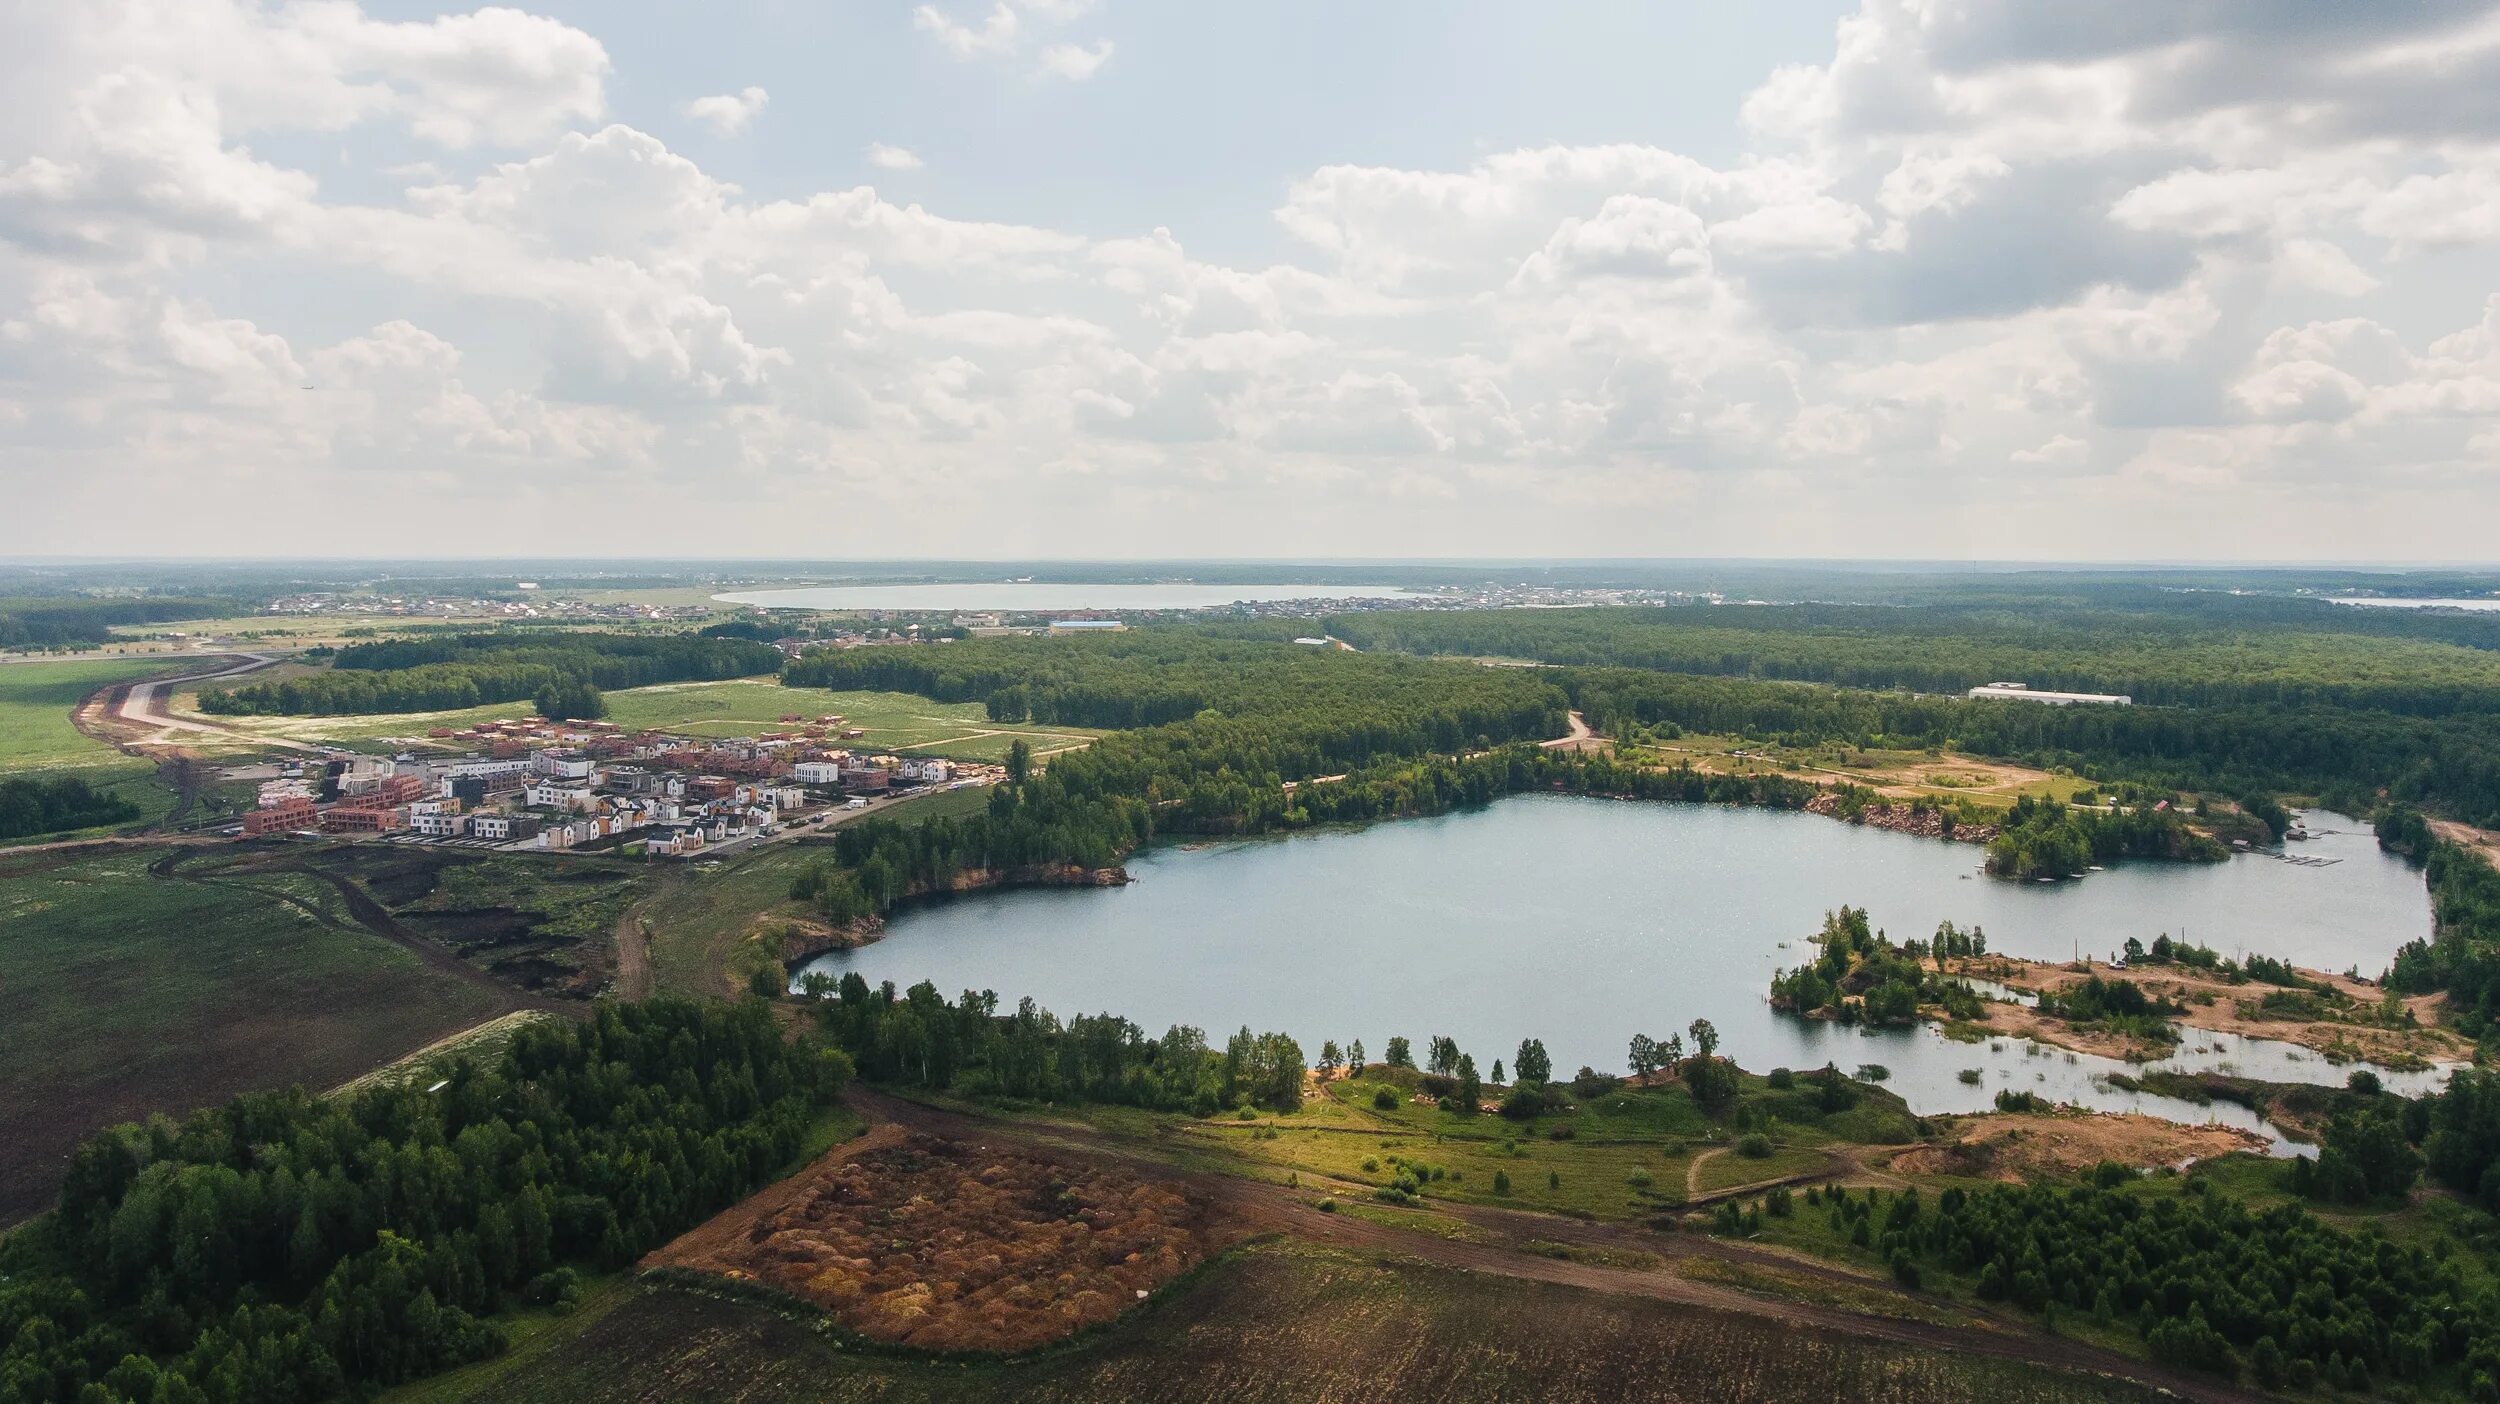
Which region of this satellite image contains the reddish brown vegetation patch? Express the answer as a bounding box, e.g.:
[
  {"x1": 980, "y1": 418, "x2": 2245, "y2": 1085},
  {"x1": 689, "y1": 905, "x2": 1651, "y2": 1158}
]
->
[{"x1": 652, "y1": 1132, "x2": 1243, "y2": 1353}]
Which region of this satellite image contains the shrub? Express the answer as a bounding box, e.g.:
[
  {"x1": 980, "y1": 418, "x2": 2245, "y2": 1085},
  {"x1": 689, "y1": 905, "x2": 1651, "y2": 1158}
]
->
[
  {"x1": 1547, "y1": 1123, "x2": 1575, "y2": 1140},
  {"x1": 1492, "y1": 1170, "x2": 1512, "y2": 1197},
  {"x1": 1855, "y1": 1063, "x2": 1891, "y2": 1082},
  {"x1": 1499, "y1": 1086, "x2": 1546, "y2": 1120},
  {"x1": 1958, "y1": 1068, "x2": 1984, "y2": 1085},
  {"x1": 1547, "y1": 1170, "x2": 1560, "y2": 1190},
  {"x1": 1570, "y1": 1066, "x2": 1621, "y2": 1098},
  {"x1": 1372, "y1": 1086, "x2": 1399, "y2": 1110},
  {"x1": 1360, "y1": 1156, "x2": 1380, "y2": 1173},
  {"x1": 1766, "y1": 1067, "x2": 1795, "y2": 1090},
  {"x1": 1626, "y1": 1167, "x2": 1654, "y2": 1189},
  {"x1": 1735, "y1": 1132, "x2": 1774, "y2": 1159}
]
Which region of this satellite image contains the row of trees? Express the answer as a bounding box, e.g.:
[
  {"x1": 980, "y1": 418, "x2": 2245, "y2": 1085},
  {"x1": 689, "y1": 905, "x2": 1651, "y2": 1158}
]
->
[
  {"x1": 0, "y1": 597, "x2": 234, "y2": 651},
  {"x1": 0, "y1": 999, "x2": 846, "y2": 1404},
  {"x1": 801, "y1": 975, "x2": 1305, "y2": 1114},
  {"x1": 198, "y1": 633, "x2": 781, "y2": 716},
  {"x1": 1839, "y1": 1173, "x2": 2500, "y2": 1391},
  {"x1": 0, "y1": 774, "x2": 138, "y2": 841},
  {"x1": 2385, "y1": 836, "x2": 2500, "y2": 1039},
  {"x1": 1319, "y1": 598, "x2": 2500, "y2": 716}
]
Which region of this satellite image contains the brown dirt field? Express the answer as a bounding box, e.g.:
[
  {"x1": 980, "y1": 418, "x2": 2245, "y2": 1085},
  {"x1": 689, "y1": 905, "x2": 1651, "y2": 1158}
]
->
[
  {"x1": 1887, "y1": 1113, "x2": 2268, "y2": 1182},
  {"x1": 1942, "y1": 954, "x2": 2470, "y2": 1067},
  {"x1": 645, "y1": 1128, "x2": 1252, "y2": 1353},
  {"x1": 812, "y1": 1092, "x2": 2264, "y2": 1404},
  {"x1": 2433, "y1": 819, "x2": 2500, "y2": 871}
]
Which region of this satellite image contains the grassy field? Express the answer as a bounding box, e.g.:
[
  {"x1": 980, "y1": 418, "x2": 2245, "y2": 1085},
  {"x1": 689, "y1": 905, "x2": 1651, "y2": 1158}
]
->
[
  {"x1": 0, "y1": 845, "x2": 511, "y2": 1224},
  {"x1": 173, "y1": 679, "x2": 1098, "y2": 764},
  {"x1": 0, "y1": 656, "x2": 171, "y2": 773},
  {"x1": 381, "y1": 1238, "x2": 2168, "y2": 1404},
  {"x1": 927, "y1": 1071, "x2": 1918, "y2": 1224}
]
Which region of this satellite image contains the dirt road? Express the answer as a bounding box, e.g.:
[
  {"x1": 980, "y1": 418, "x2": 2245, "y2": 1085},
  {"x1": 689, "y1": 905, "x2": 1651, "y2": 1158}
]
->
[
  {"x1": 75, "y1": 651, "x2": 316, "y2": 759},
  {"x1": 1538, "y1": 709, "x2": 1599, "y2": 749},
  {"x1": 839, "y1": 1089, "x2": 2264, "y2": 1404}
]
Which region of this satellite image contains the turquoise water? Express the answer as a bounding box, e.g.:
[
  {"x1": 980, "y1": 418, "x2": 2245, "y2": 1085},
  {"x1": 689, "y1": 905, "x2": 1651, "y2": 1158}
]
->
[{"x1": 801, "y1": 796, "x2": 2444, "y2": 1142}]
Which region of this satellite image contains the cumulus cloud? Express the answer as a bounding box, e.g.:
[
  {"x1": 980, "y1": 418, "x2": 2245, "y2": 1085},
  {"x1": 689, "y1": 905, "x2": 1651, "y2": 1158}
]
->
[
  {"x1": 1036, "y1": 39, "x2": 1114, "y2": 82},
  {"x1": 913, "y1": 2, "x2": 1022, "y2": 59},
  {"x1": 683, "y1": 86, "x2": 767, "y2": 136},
  {"x1": 5, "y1": 0, "x2": 2500, "y2": 557}
]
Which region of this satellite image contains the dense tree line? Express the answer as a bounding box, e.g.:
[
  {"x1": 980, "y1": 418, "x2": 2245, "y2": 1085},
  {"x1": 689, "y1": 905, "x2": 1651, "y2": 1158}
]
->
[
  {"x1": 0, "y1": 598, "x2": 236, "y2": 652},
  {"x1": 198, "y1": 633, "x2": 781, "y2": 716},
  {"x1": 1324, "y1": 601, "x2": 2500, "y2": 716},
  {"x1": 785, "y1": 632, "x2": 1568, "y2": 738},
  {"x1": 1983, "y1": 795, "x2": 2224, "y2": 879},
  {"x1": 1818, "y1": 1173, "x2": 2500, "y2": 1392},
  {"x1": 1562, "y1": 666, "x2": 2500, "y2": 826},
  {"x1": 0, "y1": 775, "x2": 139, "y2": 841},
  {"x1": 0, "y1": 999, "x2": 845, "y2": 1403},
  {"x1": 801, "y1": 976, "x2": 1304, "y2": 1114},
  {"x1": 2386, "y1": 840, "x2": 2500, "y2": 1038}
]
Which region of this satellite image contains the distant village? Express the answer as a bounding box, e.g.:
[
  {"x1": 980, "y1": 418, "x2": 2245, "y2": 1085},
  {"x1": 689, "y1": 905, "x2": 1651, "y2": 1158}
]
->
[{"x1": 234, "y1": 713, "x2": 995, "y2": 859}]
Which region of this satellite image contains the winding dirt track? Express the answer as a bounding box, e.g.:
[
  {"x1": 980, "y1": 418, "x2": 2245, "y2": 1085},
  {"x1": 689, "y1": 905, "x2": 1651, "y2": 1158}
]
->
[{"x1": 837, "y1": 1088, "x2": 2263, "y2": 1404}]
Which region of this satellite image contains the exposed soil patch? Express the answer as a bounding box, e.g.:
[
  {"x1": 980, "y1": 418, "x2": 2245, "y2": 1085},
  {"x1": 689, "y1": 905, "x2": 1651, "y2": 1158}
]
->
[
  {"x1": 1888, "y1": 1113, "x2": 2268, "y2": 1182},
  {"x1": 1941, "y1": 954, "x2": 2469, "y2": 1068},
  {"x1": 647, "y1": 1130, "x2": 1248, "y2": 1353},
  {"x1": 1806, "y1": 792, "x2": 1998, "y2": 845},
  {"x1": 403, "y1": 906, "x2": 543, "y2": 950}
]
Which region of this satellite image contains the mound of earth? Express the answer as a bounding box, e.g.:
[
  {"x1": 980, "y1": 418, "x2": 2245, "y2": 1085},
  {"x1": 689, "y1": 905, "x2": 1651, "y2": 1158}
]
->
[
  {"x1": 1889, "y1": 1112, "x2": 2267, "y2": 1182},
  {"x1": 648, "y1": 1131, "x2": 1244, "y2": 1353}
]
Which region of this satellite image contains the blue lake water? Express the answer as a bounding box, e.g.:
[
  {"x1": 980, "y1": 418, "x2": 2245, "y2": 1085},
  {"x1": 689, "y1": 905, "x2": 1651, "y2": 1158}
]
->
[{"x1": 801, "y1": 796, "x2": 2444, "y2": 1144}]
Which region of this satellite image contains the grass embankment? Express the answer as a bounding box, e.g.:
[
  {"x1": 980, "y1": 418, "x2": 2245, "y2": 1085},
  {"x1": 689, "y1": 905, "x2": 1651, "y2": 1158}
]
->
[
  {"x1": 381, "y1": 1237, "x2": 2166, "y2": 1404},
  {"x1": 961, "y1": 1069, "x2": 1918, "y2": 1223},
  {"x1": 0, "y1": 846, "x2": 510, "y2": 1223},
  {"x1": 170, "y1": 679, "x2": 1098, "y2": 763}
]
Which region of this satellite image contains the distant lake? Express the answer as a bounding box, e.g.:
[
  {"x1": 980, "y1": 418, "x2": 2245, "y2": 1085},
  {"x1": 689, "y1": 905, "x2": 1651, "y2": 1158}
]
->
[
  {"x1": 715, "y1": 583, "x2": 1432, "y2": 612},
  {"x1": 2329, "y1": 596, "x2": 2500, "y2": 611},
  {"x1": 801, "y1": 796, "x2": 2443, "y2": 1145}
]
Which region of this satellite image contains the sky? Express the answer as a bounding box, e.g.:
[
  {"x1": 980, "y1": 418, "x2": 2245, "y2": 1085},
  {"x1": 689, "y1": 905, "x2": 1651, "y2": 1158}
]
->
[{"x1": 4, "y1": 1, "x2": 2500, "y2": 561}]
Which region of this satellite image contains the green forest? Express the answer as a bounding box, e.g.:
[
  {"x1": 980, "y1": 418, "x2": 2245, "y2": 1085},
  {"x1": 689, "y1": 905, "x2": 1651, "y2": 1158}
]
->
[
  {"x1": 0, "y1": 999, "x2": 846, "y2": 1404},
  {"x1": 0, "y1": 598, "x2": 236, "y2": 653},
  {"x1": 1321, "y1": 598, "x2": 2500, "y2": 715},
  {"x1": 197, "y1": 633, "x2": 782, "y2": 717},
  {"x1": 0, "y1": 776, "x2": 138, "y2": 841}
]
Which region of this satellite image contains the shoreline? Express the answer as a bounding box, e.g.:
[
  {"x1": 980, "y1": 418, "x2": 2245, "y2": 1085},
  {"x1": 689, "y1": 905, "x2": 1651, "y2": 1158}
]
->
[{"x1": 1937, "y1": 953, "x2": 2472, "y2": 1071}]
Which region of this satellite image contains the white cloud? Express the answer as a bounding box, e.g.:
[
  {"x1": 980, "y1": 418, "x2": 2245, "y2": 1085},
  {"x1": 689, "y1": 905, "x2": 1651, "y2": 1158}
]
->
[
  {"x1": 6, "y1": 0, "x2": 2500, "y2": 557},
  {"x1": 914, "y1": 3, "x2": 1021, "y2": 59},
  {"x1": 1036, "y1": 39, "x2": 1114, "y2": 82},
  {"x1": 683, "y1": 86, "x2": 768, "y2": 137}
]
